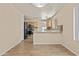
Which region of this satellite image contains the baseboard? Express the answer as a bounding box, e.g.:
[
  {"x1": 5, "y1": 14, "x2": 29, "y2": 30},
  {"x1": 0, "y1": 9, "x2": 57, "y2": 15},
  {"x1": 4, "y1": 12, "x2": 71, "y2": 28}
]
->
[
  {"x1": 33, "y1": 43, "x2": 62, "y2": 45},
  {"x1": 62, "y1": 44, "x2": 77, "y2": 56},
  {"x1": 0, "y1": 40, "x2": 22, "y2": 56}
]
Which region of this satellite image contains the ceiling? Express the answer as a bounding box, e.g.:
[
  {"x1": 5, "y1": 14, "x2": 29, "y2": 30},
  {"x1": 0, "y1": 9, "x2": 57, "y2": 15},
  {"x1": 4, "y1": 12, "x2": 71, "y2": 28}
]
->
[{"x1": 12, "y1": 3, "x2": 65, "y2": 19}]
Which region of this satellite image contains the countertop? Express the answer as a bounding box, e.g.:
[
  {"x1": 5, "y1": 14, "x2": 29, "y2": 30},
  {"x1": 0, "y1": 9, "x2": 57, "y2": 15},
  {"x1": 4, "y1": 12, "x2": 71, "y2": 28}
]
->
[{"x1": 33, "y1": 28, "x2": 62, "y2": 33}]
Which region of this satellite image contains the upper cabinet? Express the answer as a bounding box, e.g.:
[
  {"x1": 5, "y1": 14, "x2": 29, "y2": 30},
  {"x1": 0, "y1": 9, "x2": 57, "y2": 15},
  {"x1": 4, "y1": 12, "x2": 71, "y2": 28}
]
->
[
  {"x1": 46, "y1": 19, "x2": 52, "y2": 30},
  {"x1": 24, "y1": 17, "x2": 63, "y2": 33},
  {"x1": 24, "y1": 19, "x2": 39, "y2": 28}
]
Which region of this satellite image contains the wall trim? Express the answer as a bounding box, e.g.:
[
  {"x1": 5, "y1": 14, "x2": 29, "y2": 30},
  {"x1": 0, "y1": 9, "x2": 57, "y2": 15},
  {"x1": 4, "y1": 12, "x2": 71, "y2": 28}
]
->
[
  {"x1": 73, "y1": 7, "x2": 76, "y2": 40},
  {"x1": 33, "y1": 43, "x2": 62, "y2": 45},
  {"x1": 0, "y1": 40, "x2": 22, "y2": 56},
  {"x1": 20, "y1": 14, "x2": 24, "y2": 40},
  {"x1": 62, "y1": 43, "x2": 77, "y2": 56}
]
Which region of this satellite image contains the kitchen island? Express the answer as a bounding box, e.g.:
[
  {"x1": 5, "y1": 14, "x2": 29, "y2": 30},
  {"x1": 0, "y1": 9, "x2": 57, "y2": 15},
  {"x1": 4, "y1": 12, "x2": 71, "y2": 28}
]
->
[{"x1": 33, "y1": 29, "x2": 63, "y2": 45}]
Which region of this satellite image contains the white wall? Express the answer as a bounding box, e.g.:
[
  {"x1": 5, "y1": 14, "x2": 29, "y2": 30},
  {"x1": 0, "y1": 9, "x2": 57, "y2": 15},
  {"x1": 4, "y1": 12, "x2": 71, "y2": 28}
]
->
[{"x1": 0, "y1": 4, "x2": 23, "y2": 55}]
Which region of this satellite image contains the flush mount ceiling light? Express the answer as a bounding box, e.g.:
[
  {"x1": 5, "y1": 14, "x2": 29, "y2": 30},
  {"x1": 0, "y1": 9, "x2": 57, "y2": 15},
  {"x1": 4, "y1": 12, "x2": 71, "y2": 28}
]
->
[{"x1": 32, "y1": 3, "x2": 47, "y2": 8}]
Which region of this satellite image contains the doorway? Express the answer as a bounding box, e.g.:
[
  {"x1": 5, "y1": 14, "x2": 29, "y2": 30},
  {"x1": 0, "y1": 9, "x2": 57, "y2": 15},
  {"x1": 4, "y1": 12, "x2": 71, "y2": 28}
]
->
[{"x1": 24, "y1": 21, "x2": 33, "y2": 39}]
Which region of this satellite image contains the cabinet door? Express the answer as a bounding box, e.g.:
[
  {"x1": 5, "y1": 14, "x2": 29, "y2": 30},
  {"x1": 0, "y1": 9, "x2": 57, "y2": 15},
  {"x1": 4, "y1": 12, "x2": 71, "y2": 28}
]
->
[{"x1": 46, "y1": 20, "x2": 52, "y2": 29}]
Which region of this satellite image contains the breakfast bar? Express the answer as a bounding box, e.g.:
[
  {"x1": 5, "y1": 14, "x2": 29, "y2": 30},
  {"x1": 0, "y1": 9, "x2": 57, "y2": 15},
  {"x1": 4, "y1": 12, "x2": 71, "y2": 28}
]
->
[{"x1": 33, "y1": 28, "x2": 62, "y2": 45}]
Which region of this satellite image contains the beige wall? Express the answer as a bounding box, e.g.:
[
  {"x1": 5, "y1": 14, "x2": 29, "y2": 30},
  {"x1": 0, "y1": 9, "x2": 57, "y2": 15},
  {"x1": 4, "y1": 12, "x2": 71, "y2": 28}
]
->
[
  {"x1": 0, "y1": 5, "x2": 22, "y2": 55},
  {"x1": 62, "y1": 6, "x2": 79, "y2": 56},
  {"x1": 54, "y1": 5, "x2": 79, "y2": 55},
  {"x1": 0, "y1": 4, "x2": 79, "y2": 56}
]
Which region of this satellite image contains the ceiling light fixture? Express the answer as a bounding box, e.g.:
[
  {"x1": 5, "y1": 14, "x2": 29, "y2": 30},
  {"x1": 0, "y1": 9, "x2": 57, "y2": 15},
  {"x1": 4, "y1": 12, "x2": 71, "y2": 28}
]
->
[{"x1": 32, "y1": 3, "x2": 47, "y2": 8}]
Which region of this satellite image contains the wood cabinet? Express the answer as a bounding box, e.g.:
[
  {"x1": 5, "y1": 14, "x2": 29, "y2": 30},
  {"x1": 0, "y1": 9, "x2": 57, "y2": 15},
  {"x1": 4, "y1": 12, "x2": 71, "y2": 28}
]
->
[
  {"x1": 24, "y1": 19, "x2": 39, "y2": 28},
  {"x1": 46, "y1": 19, "x2": 52, "y2": 29}
]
